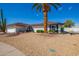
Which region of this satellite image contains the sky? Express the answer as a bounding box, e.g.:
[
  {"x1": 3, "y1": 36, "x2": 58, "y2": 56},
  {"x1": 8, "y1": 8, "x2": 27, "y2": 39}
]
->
[{"x1": 0, "y1": 3, "x2": 79, "y2": 25}]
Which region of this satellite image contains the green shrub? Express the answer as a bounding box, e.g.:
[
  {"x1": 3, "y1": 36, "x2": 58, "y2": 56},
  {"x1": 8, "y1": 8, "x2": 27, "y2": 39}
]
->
[
  {"x1": 48, "y1": 30, "x2": 55, "y2": 33},
  {"x1": 36, "y1": 30, "x2": 44, "y2": 33}
]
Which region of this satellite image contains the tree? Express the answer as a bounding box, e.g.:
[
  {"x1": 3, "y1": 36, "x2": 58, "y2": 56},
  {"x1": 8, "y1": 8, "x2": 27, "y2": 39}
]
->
[
  {"x1": 32, "y1": 3, "x2": 61, "y2": 33},
  {"x1": 64, "y1": 20, "x2": 74, "y2": 27},
  {"x1": 0, "y1": 9, "x2": 7, "y2": 33}
]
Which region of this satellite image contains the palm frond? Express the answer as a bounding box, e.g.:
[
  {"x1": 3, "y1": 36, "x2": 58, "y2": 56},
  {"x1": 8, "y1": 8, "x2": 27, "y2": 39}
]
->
[
  {"x1": 47, "y1": 6, "x2": 51, "y2": 12},
  {"x1": 49, "y1": 3, "x2": 58, "y2": 10},
  {"x1": 32, "y1": 3, "x2": 61, "y2": 12},
  {"x1": 32, "y1": 3, "x2": 39, "y2": 10},
  {"x1": 36, "y1": 5, "x2": 42, "y2": 12},
  {"x1": 46, "y1": 4, "x2": 51, "y2": 12},
  {"x1": 55, "y1": 3, "x2": 61, "y2": 6}
]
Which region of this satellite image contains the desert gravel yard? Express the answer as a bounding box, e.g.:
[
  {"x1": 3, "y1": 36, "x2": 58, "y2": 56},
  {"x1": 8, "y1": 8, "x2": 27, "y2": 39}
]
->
[{"x1": 0, "y1": 32, "x2": 79, "y2": 56}]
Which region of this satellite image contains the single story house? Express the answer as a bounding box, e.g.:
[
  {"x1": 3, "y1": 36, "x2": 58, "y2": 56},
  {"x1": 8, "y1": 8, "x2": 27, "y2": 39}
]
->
[
  {"x1": 31, "y1": 21, "x2": 64, "y2": 33},
  {"x1": 6, "y1": 21, "x2": 64, "y2": 33},
  {"x1": 6, "y1": 23, "x2": 33, "y2": 33}
]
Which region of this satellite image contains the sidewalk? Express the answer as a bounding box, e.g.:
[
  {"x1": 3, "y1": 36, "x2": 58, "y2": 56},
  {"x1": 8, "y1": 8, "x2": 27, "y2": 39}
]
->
[{"x1": 0, "y1": 42, "x2": 25, "y2": 56}]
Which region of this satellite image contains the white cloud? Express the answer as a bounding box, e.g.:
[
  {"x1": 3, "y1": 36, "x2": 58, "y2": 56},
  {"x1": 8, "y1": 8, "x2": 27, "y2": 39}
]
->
[
  {"x1": 68, "y1": 6, "x2": 72, "y2": 10},
  {"x1": 58, "y1": 7, "x2": 63, "y2": 11},
  {"x1": 36, "y1": 14, "x2": 39, "y2": 16}
]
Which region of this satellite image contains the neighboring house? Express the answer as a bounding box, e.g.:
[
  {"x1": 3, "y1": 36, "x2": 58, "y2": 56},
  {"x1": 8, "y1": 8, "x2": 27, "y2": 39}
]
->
[
  {"x1": 6, "y1": 23, "x2": 33, "y2": 33},
  {"x1": 31, "y1": 21, "x2": 64, "y2": 32},
  {"x1": 64, "y1": 25, "x2": 79, "y2": 33}
]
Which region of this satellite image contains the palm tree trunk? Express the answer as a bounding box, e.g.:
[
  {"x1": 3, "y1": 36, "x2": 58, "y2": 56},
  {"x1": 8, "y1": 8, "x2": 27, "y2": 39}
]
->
[{"x1": 43, "y1": 11, "x2": 48, "y2": 33}]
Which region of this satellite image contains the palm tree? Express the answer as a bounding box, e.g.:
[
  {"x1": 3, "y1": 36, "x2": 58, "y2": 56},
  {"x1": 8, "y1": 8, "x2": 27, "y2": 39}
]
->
[
  {"x1": 32, "y1": 3, "x2": 61, "y2": 33},
  {"x1": 0, "y1": 9, "x2": 6, "y2": 33}
]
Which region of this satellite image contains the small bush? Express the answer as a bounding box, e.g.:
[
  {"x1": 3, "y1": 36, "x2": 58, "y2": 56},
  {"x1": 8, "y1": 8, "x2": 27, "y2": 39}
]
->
[
  {"x1": 36, "y1": 30, "x2": 44, "y2": 33},
  {"x1": 48, "y1": 30, "x2": 55, "y2": 33},
  {"x1": 60, "y1": 27, "x2": 64, "y2": 33}
]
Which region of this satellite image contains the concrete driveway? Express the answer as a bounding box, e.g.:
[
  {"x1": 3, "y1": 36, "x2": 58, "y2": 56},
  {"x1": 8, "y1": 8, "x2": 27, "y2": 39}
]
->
[{"x1": 0, "y1": 42, "x2": 25, "y2": 56}]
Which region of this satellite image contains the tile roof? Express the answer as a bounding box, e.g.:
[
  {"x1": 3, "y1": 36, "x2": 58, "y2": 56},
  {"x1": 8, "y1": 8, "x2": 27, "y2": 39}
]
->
[
  {"x1": 31, "y1": 21, "x2": 64, "y2": 28},
  {"x1": 7, "y1": 23, "x2": 29, "y2": 28}
]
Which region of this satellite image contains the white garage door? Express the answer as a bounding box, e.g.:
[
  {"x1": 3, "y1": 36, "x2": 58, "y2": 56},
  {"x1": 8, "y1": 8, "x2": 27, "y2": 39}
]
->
[{"x1": 7, "y1": 28, "x2": 16, "y2": 33}]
